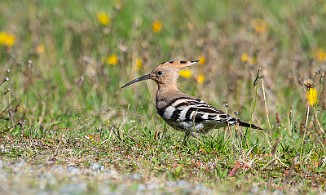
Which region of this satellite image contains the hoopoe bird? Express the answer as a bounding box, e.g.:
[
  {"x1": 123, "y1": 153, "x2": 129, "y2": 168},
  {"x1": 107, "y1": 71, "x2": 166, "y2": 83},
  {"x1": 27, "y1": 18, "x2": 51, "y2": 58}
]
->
[{"x1": 122, "y1": 60, "x2": 262, "y2": 144}]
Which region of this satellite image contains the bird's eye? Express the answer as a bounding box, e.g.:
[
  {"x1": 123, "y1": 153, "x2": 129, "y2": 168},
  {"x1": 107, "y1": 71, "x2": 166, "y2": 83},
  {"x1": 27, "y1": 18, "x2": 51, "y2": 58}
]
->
[{"x1": 157, "y1": 71, "x2": 163, "y2": 76}]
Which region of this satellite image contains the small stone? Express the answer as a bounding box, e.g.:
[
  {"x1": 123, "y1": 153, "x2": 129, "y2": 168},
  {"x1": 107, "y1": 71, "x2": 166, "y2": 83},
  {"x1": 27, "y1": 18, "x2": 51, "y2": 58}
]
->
[
  {"x1": 60, "y1": 183, "x2": 87, "y2": 194},
  {"x1": 90, "y1": 162, "x2": 104, "y2": 171},
  {"x1": 250, "y1": 184, "x2": 260, "y2": 194},
  {"x1": 68, "y1": 166, "x2": 80, "y2": 174},
  {"x1": 0, "y1": 160, "x2": 4, "y2": 169},
  {"x1": 130, "y1": 173, "x2": 142, "y2": 180},
  {"x1": 137, "y1": 184, "x2": 146, "y2": 191}
]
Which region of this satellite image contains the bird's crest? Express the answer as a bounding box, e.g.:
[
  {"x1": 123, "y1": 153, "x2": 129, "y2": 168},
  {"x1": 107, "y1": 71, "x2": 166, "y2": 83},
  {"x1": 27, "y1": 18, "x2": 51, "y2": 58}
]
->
[{"x1": 158, "y1": 60, "x2": 199, "y2": 69}]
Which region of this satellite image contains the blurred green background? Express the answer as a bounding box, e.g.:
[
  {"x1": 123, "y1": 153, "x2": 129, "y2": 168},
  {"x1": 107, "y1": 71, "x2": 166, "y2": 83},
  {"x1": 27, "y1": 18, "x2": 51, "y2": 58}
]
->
[{"x1": 0, "y1": 0, "x2": 325, "y2": 193}]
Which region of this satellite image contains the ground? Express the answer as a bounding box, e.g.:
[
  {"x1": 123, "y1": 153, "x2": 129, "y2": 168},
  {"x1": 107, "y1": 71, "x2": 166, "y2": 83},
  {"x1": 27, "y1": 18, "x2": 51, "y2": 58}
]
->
[{"x1": 0, "y1": 0, "x2": 325, "y2": 194}]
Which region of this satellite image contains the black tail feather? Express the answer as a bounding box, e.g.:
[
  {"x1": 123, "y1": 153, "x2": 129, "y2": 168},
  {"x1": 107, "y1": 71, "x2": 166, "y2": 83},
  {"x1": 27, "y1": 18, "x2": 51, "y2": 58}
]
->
[{"x1": 238, "y1": 121, "x2": 263, "y2": 130}]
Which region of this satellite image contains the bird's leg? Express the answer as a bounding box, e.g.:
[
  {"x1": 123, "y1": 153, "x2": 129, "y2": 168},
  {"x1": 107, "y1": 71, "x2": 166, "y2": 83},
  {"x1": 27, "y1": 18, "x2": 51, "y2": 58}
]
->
[
  {"x1": 183, "y1": 131, "x2": 191, "y2": 145},
  {"x1": 190, "y1": 132, "x2": 200, "y2": 138}
]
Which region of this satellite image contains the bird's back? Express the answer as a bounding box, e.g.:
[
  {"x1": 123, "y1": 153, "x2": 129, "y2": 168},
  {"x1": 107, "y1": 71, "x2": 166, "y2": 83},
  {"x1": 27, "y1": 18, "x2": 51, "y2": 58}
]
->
[{"x1": 156, "y1": 90, "x2": 248, "y2": 133}]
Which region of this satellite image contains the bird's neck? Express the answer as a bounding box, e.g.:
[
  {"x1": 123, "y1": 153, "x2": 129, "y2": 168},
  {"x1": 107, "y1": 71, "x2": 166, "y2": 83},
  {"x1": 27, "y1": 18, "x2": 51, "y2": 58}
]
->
[
  {"x1": 156, "y1": 83, "x2": 182, "y2": 110},
  {"x1": 156, "y1": 83, "x2": 178, "y2": 97}
]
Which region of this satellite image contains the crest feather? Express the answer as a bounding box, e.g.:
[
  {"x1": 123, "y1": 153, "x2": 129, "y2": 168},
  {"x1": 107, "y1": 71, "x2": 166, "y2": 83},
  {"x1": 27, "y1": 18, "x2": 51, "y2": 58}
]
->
[{"x1": 159, "y1": 60, "x2": 199, "y2": 69}]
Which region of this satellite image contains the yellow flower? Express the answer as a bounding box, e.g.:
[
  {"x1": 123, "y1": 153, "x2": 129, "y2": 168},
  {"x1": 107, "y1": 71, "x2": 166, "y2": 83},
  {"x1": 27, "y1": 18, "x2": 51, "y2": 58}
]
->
[
  {"x1": 241, "y1": 53, "x2": 249, "y2": 63},
  {"x1": 97, "y1": 12, "x2": 111, "y2": 26},
  {"x1": 36, "y1": 44, "x2": 45, "y2": 54},
  {"x1": 252, "y1": 19, "x2": 267, "y2": 34},
  {"x1": 306, "y1": 87, "x2": 318, "y2": 106},
  {"x1": 135, "y1": 58, "x2": 142, "y2": 71},
  {"x1": 313, "y1": 48, "x2": 326, "y2": 62},
  {"x1": 0, "y1": 32, "x2": 15, "y2": 48},
  {"x1": 152, "y1": 20, "x2": 163, "y2": 33},
  {"x1": 179, "y1": 69, "x2": 192, "y2": 78},
  {"x1": 198, "y1": 55, "x2": 206, "y2": 65},
  {"x1": 240, "y1": 52, "x2": 256, "y2": 65},
  {"x1": 196, "y1": 74, "x2": 205, "y2": 84},
  {"x1": 105, "y1": 54, "x2": 118, "y2": 65}
]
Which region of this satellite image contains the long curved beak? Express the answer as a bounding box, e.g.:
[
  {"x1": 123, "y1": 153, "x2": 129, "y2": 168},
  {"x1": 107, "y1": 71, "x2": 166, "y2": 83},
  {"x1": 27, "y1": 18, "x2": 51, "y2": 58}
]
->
[{"x1": 121, "y1": 74, "x2": 151, "y2": 88}]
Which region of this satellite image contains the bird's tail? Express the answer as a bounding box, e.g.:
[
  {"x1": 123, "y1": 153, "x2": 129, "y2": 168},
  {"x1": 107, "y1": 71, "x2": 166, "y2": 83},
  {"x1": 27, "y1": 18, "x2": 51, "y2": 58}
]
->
[{"x1": 238, "y1": 120, "x2": 263, "y2": 130}]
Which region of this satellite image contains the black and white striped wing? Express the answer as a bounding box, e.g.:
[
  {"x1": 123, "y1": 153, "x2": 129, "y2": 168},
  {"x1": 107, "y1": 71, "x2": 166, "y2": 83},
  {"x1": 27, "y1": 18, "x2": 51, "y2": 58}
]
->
[{"x1": 158, "y1": 97, "x2": 237, "y2": 132}]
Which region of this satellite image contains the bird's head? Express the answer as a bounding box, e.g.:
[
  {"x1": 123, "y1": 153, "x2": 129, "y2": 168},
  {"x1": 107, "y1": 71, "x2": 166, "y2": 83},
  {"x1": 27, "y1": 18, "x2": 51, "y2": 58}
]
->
[{"x1": 121, "y1": 60, "x2": 199, "y2": 88}]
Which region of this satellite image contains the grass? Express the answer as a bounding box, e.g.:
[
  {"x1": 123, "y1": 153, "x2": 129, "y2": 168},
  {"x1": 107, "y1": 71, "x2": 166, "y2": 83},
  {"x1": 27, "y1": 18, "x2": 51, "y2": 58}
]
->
[{"x1": 0, "y1": 0, "x2": 325, "y2": 193}]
